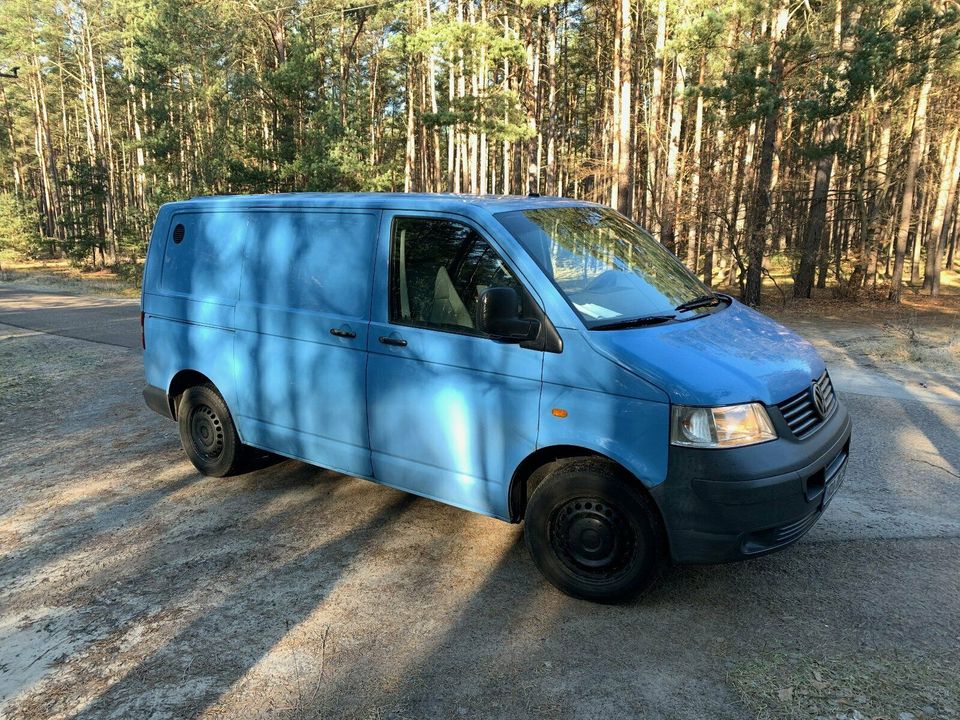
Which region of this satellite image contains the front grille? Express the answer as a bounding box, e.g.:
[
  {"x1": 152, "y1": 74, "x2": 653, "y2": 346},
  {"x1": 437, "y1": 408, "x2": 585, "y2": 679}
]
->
[{"x1": 777, "y1": 370, "x2": 836, "y2": 439}]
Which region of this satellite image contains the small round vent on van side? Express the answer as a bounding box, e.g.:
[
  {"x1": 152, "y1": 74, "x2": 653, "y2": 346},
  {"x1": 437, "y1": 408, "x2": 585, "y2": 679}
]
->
[{"x1": 173, "y1": 223, "x2": 185, "y2": 244}]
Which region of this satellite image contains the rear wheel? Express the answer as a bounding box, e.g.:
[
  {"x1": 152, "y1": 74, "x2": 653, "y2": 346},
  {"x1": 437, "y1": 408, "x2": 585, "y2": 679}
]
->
[
  {"x1": 524, "y1": 458, "x2": 666, "y2": 603},
  {"x1": 177, "y1": 384, "x2": 250, "y2": 477}
]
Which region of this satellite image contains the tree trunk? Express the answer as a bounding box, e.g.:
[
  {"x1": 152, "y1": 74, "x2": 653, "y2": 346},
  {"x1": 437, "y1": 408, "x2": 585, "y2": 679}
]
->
[
  {"x1": 404, "y1": 39, "x2": 417, "y2": 192},
  {"x1": 889, "y1": 67, "x2": 933, "y2": 302},
  {"x1": 448, "y1": 43, "x2": 456, "y2": 191},
  {"x1": 947, "y1": 204, "x2": 959, "y2": 270},
  {"x1": 0, "y1": 82, "x2": 23, "y2": 197},
  {"x1": 795, "y1": 120, "x2": 839, "y2": 297},
  {"x1": 647, "y1": 0, "x2": 667, "y2": 230},
  {"x1": 660, "y1": 61, "x2": 684, "y2": 252},
  {"x1": 545, "y1": 4, "x2": 558, "y2": 195},
  {"x1": 923, "y1": 127, "x2": 959, "y2": 294},
  {"x1": 941, "y1": 132, "x2": 960, "y2": 273},
  {"x1": 911, "y1": 153, "x2": 933, "y2": 287},
  {"x1": 610, "y1": 0, "x2": 632, "y2": 215},
  {"x1": 425, "y1": 0, "x2": 441, "y2": 192},
  {"x1": 742, "y1": 4, "x2": 789, "y2": 307},
  {"x1": 866, "y1": 109, "x2": 893, "y2": 285},
  {"x1": 685, "y1": 58, "x2": 705, "y2": 271},
  {"x1": 501, "y1": 16, "x2": 511, "y2": 195}
]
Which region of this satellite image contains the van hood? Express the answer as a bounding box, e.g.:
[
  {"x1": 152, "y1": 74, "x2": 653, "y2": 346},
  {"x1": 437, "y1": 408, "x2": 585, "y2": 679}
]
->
[{"x1": 589, "y1": 299, "x2": 825, "y2": 406}]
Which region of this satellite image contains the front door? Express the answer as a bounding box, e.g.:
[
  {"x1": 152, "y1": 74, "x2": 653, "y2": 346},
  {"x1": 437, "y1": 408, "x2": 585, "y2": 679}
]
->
[{"x1": 366, "y1": 213, "x2": 544, "y2": 519}]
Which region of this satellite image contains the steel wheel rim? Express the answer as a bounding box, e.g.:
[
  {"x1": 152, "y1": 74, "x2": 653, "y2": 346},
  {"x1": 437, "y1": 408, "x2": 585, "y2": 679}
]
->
[
  {"x1": 189, "y1": 404, "x2": 224, "y2": 460},
  {"x1": 549, "y1": 496, "x2": 638, "y2": 583}
]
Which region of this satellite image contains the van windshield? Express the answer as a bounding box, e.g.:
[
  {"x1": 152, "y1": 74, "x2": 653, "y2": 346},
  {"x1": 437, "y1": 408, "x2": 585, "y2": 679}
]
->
[{"x1": 496, "y1": 206, "x2": 719, "y2": 329}]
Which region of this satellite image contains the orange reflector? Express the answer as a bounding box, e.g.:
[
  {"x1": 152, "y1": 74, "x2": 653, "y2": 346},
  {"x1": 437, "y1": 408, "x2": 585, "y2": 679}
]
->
[{"x1": 551, "y1": 408, "x2": 568, "y2": 418}]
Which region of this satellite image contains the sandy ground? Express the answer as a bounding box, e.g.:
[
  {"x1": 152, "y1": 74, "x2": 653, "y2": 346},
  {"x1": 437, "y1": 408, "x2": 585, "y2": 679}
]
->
[{"x1": 1, "y1": 289, "x2": 959, "y2": 719}]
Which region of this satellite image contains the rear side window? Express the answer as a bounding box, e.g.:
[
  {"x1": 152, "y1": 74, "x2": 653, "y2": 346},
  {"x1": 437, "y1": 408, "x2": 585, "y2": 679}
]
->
[
  {"x1": 160, "y1": 212, "x2": 247, "y2": 301},
  {"x1": 243, "y1": 211, "x2": 377, "y2": 318},
  {"x1": 390, "y1": 217, "x2": 523, "y2": 334}
]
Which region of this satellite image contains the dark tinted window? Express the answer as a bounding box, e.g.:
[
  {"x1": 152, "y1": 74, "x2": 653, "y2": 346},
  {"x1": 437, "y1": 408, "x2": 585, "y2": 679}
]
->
[{"x1": 390, "y1": 217, "x2": 523, "y2": 334}]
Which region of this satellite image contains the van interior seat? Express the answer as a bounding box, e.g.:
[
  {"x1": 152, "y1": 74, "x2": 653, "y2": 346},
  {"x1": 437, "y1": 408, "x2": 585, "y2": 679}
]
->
[{"x1": 429, "y1": 266, "x2": 473, "y2": 328}]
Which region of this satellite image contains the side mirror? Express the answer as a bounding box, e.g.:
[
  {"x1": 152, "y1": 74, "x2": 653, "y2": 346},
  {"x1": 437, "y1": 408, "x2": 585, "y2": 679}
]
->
[{"x1": 478, "y1": 287, "x2": 540, "y2": 342}]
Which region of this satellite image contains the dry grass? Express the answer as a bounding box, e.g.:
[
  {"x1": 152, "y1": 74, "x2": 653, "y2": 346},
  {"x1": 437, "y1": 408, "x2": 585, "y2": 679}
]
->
[
  {"x1": 844, "y1": 328, "x2": 960, "y2": 369},
  {"x1": 730, "y1": 652, "x2": 960, "y2": 720},
  {"x1": 716, "y1": 262, "x2": 960, "y2": 328},
  {"x1": 763, "y1": 296, "x2": 960, "y2": 375},
  {"x1": 0, "y1": 258, "x2": 140, "y2": 297}
]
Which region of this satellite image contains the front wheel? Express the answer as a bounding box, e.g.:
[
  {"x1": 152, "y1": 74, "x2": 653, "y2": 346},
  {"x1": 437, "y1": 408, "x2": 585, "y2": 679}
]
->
[
  {"x1": 524, "y1": 459, "x2": 666, "y2": 603},
  {"x1": 177, "y1": 384, "x2": 250, "y2": 477}
]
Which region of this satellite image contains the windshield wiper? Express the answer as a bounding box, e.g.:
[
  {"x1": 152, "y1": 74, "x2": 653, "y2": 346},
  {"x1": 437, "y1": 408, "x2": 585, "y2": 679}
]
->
[
  {"x1": 674, "y1": 294, "x2": 721, "y2": 313},
  {"x1": 590, "y1": 314, "x2": 676, "y2": 331}
]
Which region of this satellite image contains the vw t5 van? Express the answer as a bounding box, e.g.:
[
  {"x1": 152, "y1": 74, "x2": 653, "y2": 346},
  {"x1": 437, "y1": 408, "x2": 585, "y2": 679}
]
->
[{"x1": 142, "y1": 193, "x2": 851, "y2": 602}]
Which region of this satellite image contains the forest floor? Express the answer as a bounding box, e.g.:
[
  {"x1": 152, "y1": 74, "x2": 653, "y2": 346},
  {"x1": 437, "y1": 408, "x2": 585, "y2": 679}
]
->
[
  {"x1": 0, "y1": 258, "x2": 142, "y2": 298},
  {"x1": 0, "y1": 285, "x2": 959, "y2": 719},
  {"x1": 761, "y1": 287, "x2": 960, "y2": 390}
]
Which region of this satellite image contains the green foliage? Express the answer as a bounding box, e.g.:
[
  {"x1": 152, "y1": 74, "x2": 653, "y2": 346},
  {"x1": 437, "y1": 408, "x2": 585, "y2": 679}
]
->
[
  {"x1": 409, "y1": 16, "x2": 525, "y2": 65},
  {"x1": 424, "y1": 88, "x2": 534, "y2": 141},
  {"x1": 0, "y1": 192, "x2": 39, "y2": 259},
  {"x1": 115, "y1": 210, "x2": 153, "y2": 259},
  {"x1": 112, "y1": 259, "x2": 144, "y2": 287},
  {"x1": 60, "y1": 159, "x2": 108, "y2": 267}
]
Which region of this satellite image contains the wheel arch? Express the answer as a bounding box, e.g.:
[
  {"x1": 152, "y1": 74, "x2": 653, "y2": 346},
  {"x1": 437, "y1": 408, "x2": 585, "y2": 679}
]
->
[
  {"x1": 167, "y1": 369, "x2": 215, "y2": 419},
  {"x1": 508, "y1": 444, "x2": 667, "y2": 528}
]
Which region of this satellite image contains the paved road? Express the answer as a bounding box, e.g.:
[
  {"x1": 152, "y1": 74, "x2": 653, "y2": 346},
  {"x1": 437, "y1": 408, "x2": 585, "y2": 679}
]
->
[{"x1": 0, "y1": 285, "x2": 141, "y2": 350}]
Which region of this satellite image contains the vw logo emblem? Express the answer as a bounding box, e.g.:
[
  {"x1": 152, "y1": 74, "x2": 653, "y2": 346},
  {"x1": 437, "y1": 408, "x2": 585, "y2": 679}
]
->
[{"x1": 812, "y1": 383, "x2": 827, "y2": 419}]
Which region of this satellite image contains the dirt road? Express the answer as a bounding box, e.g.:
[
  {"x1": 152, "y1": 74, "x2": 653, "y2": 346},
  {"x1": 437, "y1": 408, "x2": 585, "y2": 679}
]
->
[{"x1": 1, "y1": 286, "x2": 958, "y2": 719}]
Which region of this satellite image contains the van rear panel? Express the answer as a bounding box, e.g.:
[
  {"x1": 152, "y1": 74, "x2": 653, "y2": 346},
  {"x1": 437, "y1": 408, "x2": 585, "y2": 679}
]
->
[{"x1": 142, "y1": 207, "x2": 250, "y2": 414}]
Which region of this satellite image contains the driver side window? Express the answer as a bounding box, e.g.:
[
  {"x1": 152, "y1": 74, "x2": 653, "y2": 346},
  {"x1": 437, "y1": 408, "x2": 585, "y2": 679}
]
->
[{"x1": 390, "y1": 217, "x2": 523, "y2": 334}]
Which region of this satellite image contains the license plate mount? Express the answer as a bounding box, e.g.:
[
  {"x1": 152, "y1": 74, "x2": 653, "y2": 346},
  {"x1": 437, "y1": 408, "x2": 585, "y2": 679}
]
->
[{"x1": 821, "y1": 461, "x2": 846, "y2": 510}]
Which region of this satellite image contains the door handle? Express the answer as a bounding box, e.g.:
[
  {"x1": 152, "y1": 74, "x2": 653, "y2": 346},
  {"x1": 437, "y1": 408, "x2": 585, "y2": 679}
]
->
[
  {"x1": 330, "y1": 327, "x2": 356, "y2": 339},
  {"x1": 378, "y1": 335, "x2": 407, "y2": 347}
]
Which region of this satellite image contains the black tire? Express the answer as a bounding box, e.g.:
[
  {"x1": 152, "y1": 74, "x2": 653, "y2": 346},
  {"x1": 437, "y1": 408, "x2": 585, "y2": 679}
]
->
[
  {"x1": 177, "y1": 383, "x2": 250, "y2": 477},
  {"x1": 524, "y1": 458, "x2": 666, "y2": 603}
]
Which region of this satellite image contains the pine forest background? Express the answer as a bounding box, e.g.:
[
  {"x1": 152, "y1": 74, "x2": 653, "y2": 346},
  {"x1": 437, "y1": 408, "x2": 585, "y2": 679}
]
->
[{"x1": 1, "y1": 0, "x2": 959, "y2": 305}]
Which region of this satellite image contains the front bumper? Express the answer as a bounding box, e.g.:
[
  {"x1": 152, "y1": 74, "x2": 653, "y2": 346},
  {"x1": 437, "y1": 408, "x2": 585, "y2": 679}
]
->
[{"x1": 650, "y1": 401, "x2": 852, "y2": 564}]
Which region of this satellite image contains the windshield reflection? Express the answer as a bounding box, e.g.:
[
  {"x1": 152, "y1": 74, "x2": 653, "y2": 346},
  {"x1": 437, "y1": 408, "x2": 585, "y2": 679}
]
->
[{"x1": 496, "y1": 206, "x2": 718, "y2": 328}]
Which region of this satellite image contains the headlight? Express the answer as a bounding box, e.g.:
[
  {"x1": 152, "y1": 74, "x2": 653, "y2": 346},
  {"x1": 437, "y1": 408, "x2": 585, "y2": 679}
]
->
[{"x1": 670, "y1": 403, "x2": 777, "y2": 448}]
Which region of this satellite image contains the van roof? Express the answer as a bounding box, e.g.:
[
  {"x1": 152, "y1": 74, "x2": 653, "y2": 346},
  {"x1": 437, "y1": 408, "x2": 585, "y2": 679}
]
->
[{"x1": 168, "y1": 192, "x2": 600, "y2": 214}]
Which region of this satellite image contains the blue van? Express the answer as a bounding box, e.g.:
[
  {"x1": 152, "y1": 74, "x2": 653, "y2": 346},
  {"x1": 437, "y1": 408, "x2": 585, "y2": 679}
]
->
[{"x1": 141, "y1": 193, "x2": 851, "y2": 602}]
